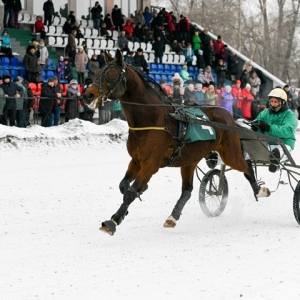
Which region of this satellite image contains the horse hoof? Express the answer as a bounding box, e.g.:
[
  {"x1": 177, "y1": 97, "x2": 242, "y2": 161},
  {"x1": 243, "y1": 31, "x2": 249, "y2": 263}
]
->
[
  {"x1": 99, "y1": 220, "x2": 116, "y2": 235},
  {"x1": 99, "y1": 226, "x2": 114, "y2": 235},
  {"x1": 256, "y1": 187, "x2": 271, "y2": 198},
  {"x1": 163, "y1": 216, "x2": 177, "y2": 228}
]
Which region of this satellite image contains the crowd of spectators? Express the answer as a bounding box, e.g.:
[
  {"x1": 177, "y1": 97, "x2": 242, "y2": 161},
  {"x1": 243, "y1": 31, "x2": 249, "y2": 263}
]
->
[{"x1": 1, "y1": 3, "x2": 299, "y2": 128}]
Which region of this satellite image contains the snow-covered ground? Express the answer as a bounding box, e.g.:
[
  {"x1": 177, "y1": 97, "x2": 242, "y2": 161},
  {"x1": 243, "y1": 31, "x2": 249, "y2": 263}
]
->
[{"x1": 1, "y1": 119, "x2": 300, "y2": 300}]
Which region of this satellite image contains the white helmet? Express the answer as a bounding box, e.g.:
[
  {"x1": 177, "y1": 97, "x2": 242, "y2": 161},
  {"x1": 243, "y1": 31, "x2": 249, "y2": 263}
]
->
[{"x1": 268, "y1": 88, "x2": 287, "y2": 103}]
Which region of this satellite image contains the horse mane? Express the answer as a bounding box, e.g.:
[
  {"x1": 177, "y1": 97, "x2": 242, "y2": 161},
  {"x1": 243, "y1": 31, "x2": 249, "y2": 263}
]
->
[{"x1": 127, "y1": 65, "x2": 173, "y2": 105}]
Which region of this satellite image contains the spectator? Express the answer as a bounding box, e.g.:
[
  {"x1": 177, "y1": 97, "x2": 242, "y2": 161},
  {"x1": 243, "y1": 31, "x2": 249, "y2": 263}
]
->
[
  {"x1": 74, "y1": 45, "x2": 88, "y2": 84},
  {"x1": 197, "y1": 68, "x2": 206, "y2": 85},
  {"x1": 215, "y1": 58, "x2": 227, "y2": 88},
  {"x1": 159, "y1": 79, "x2": 168, "y2": 93},
  {"x1": 219, "y1": 44, "x2": 229, "y2": 67},
  {"x1": 67, "y1": 10, "x2": 76, "y2": 25},
  {"x1": 123, "y1": 19, "x2": 136, "y2": 41},
  {"x1": 204, "y1": 66, "x2": 214, "y2": 86},
  {"x1": 13, "y1": 76, "x2": 27, "y2": 128},
  {"x1": 63, "y1": 18, "x2": 72, "y2": 35},
  {"x1": 24, "y1": 45, "x2": 39, "y2": 82},
  {"x1": 67, "y1": 29, "x2": 77, "y2": 66},
  {"x1": 242, "y1": 60, "x2": 253, "y2": 73},
  {"x1": 249, "y1": 70, "x2": 261, "y2": 93},
  {"x1": 180, "y1": 65, "x2": 192, "y2": 83},
  {"x1": 213, "y1": 35, "x2": 224, "y2": 61},
  {"x1": 240, "y1": 69, "x2": 250, "y2": 89},
  {"x1": 56, "y1": 56, "x2": 65, "y2": 81},
  {"x1": 228, "y1": 50, "x2": 239, "y2": 81},
  {"x1": 87, "y1": 54, "x2": 100, "y2": 82},
  {"x1": 164, "y1": 11, "x2": 175, "y2": 36},
  {"x1": 38, "y1": 39, "x2": 48, "y2": 68},
  {"x1": 0, "y1": 77, "x2": 6, "y2": 123},
  {"x1": 0, "y1": 29, "x2": 13, "y2": 58},
  {"x1": 24, "y1": 79, "x2": 35, "y2": 126},
  {"x1": 91, "y1": 1, "x2": 102, "y2": 31},
  {"x1": 254, "y1": 68, "x2": 267, "y2": 98},
  {"x1": 183, "y1": 83, "x2": 197, "y2": 105},
  {"x1": 80, "y1": 78, "x2": 95, "y2": 122},
  {"x1": 132, "y1": 48, "x2": 149, "y2": 74},
  {"x1": 81, "y1": 40, "x2": 88, "y2": 54},
  {"x1": 104, "y1": 14, "x2": 114, "y2": 31},
  {"x1": 152, "y1": 24, "x2": 169, "y2": 45},
  {"x1": 65, "y1": 79, "x2": 80, "y2": 122},
  {"x1": 194, "y1": 83, "x2": 205, "y2": 105},
  {"x1": 100, "y1": 22, "x2": 110, "y2": 39},
  {"x1": 183, "y1": 43, "x2": 194, "y2": 66},
  {"x1": 123, "y1": 50, "x2": 134, "y2": 65},
  {"x1": 171, "y1": 72, "x2": 184, "y2": 88},
  {"x1": 250, "y1": 87, "x2": 260, "y2": 120},
  {"x1": 0, "y1": 74, "x2": 22, "y2": 126},
  {"x1": 134, "y1": 9, "x2": 145, "y2": 25},
  {"x1": 207, "y1": 39, "x2": 216, "y2": 68},
  {"x1": 13, "y1": 0, "x2": 22, "y2": 28},
  {"x1": 118, "y1": 31, "x2": 129, "y2": 51},
  {"x1": 35, "y1": 59, "x2": 44, "y2": 83},
  {"x1": 231, "y1": 79, "x2": 243, "y2": 119},
  {"x1": 43, "y1": 0, "x2": 54, "y2": 26},
  {"x1": 170, "y1": 81, "x2": 183, "y2": 104},
  {"x1": 141, "y1": 24, "x2": 151, "y2": 43},
  {"x1": 152, "y1": 36, "x2": 165, "y2": 64},
  {"x1": 40, "y1": 77, "x2": 60, "y2": 127},
  {"x1": 97, "y1": 50, "x2": 106, "y2": 68},
  {"x1": 290, "y1": 87, "x2": 298, "y2": 117},
  {"x1": 63, "y1": 57, "x2": 74, "y2": 82},
  {"x1": 204, "y1": 84, "x2": 218, "y2": 105},
  {"x1": 2, "y1": 0, "x2": 14, "y2": 28},
  {"x1": 196, "y1": 50, "x2": 205, "y2": 70},
  {"x1": 171, "y1": 39, "x2": 181, "y2": 54},
  {"x1": 52, "y1": 76, "x2": 62, "y2": 126},
  {"x1": 133, "y1": 22, "x2": 143, "y2": 42},
  {"x1": 241, "y1": 83, "x2": 254, "y2": 120},
  {"x1": 34, "y1": 16, "x2": 46, "y2": 40},
  {"x1": 143, "y1": 7, "x2": 152, "y2": 26},
  {"x1": 26, "y1": 38, "x2": 40, "y2": 57},
  {"x1": 192, "y1": 30, "x2": 201, "y2": 52},
  {"x1": 200, "y1": 28, "x2": 211, "y2": 66},
  {"x1": 283, "y1": 84, "x2": 295, "y2": 111},
  {"x1": 220, "y1": 85, "x2": 234, "y2": 114},
  {"x1": 178, "y1": 39, "x2": 187, "y2": 54},
  {"x1": 178, "y1": 15, "x2": 190, "y2": 42},
  {"x1": 297, "y1": 90, "x2": 300, "y2": 120},
  {"x1": 111, "y1": 5, "x2": 123, "y2": 32}
]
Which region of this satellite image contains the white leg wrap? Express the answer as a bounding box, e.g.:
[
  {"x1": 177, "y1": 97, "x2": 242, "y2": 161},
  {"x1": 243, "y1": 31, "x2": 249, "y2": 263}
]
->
[{"x1": 163, "y1": 215, "x2": 177, "y2": 228}]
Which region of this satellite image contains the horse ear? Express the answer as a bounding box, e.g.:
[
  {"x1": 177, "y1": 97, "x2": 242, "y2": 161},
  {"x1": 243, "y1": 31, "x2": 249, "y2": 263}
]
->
[
  {"x1": 115, "y1": 49, "x2": 124, "y2": 68},
  {"x1": 104, "y1": 51, "x2": 113, "y2": 63}
]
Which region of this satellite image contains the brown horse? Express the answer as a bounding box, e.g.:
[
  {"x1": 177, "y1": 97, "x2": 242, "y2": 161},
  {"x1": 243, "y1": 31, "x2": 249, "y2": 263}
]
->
[{"x1": 83, "y1": 49, "x2": 270, "y2": 235}]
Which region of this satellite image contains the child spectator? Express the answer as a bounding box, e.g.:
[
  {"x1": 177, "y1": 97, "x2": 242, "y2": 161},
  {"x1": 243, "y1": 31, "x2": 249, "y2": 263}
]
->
[
  {"x1": 34, "y1": 16, "x2": 46, "y2": 40},
  {"x1": 56, "y1": 56, "x2": 65, "y2": 81},
  {"x1": 204, "y1": 66, "x2": 214, "y2": 86}
]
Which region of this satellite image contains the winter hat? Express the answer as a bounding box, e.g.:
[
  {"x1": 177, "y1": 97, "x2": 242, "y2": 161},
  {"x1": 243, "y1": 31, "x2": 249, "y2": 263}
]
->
[
  {"x1": 217, "y1": 35, "x2": 221, "y2": 39},
  {"x1": 3, "y1": 74, "x2": 11, "y2": 80},
  {"x1": 48, "y1": 77, "x2": 55, "y2": 83},
  {"x1": 2, "y1": 29, "x2": 8, "y2": 34},
  {"x1": 13, "y1": 77, "x2": 20, "y2": 82},
  {"x1": 198, "y1": 50, "x2": 203, "y2": 55},
  {"x1": 70, "y1": 79, "x2": 78, "y2": 85},
  {"x1": 78, "y1": 45, "x2": 83, "y2": 50},
  {"x1": 59, "y1": 56, "x2": 64, "y2": 61},
  {"x1": 137, "y1": 48, "x2": 143, "y2": 53},
  {"x1": 85, "y1": 78, "x2": 93, "y2": 85},
  {"x1": 245, "y1": 83, "x2": 251, "y2": 89},
  {"x1": 195, "y1": 83, "x2": 202, "y2": 88}
]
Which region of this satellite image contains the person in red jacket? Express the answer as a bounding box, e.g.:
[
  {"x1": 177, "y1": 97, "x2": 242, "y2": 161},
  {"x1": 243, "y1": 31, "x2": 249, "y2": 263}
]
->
[
  {"x1": 241, "y1": 83, "x2": 254, "y2": 120},
  {"x1": 213, "y1": 35, "x2": 225, "y2": 61},
  {"x1": 34, "y1": 16, "x2": 46, "y2": 40},
  {"x1": 122, "y1": 19, "x2": 135, "y2": 40},
  {"x1": 231, "y1": 79, "x2": 243, "y2": 119},
  {"x1": 178, "y1": 15, "x2": 190, "y2": 42}
]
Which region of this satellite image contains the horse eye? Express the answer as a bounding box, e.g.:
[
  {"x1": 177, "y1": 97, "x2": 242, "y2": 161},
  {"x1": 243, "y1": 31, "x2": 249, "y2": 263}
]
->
[{"x1": 105, "y1": 69, "x2": 118, "y2": 83}]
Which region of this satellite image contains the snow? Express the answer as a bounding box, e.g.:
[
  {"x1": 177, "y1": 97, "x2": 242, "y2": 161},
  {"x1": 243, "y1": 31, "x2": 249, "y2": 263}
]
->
[{"x1": 1, "y1": 118, "x2": 300, "y2": 300}]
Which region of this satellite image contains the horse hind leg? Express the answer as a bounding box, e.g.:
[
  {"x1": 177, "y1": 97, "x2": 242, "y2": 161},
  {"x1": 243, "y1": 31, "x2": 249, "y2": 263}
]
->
[{"x1": 164, "y1": 164, "x2": 197, "y2": 228}]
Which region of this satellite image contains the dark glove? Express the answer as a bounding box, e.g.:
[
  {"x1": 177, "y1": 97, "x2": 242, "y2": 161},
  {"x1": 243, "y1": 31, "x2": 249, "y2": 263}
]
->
[{"x1": 251, "y1": 121, "x2": 270, "y2": 132}]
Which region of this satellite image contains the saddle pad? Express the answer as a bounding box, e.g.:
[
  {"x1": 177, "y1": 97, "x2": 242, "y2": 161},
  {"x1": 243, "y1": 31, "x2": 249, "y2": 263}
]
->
[{"x1": 184, "y1": 107, "x2": 216, "y2": 143}]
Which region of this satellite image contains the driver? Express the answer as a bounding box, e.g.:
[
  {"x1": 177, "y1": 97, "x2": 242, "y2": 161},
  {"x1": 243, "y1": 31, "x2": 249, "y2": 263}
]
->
[{"x1": 251, "y1": 87, "x2": 297, "y2": 172}]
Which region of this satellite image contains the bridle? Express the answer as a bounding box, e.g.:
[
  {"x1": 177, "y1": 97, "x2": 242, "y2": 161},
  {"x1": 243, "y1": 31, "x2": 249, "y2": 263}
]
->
[{"x1": 92, "y1": 60, "x2": 127, "y2": 104}]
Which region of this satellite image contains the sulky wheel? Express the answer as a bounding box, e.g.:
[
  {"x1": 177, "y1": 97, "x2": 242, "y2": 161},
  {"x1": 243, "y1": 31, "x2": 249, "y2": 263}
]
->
[
  {"x1": 199, "y1": 169, "x2": 229, "y2": 217},
  {"x1": 293, "y1": 181, "x2": 300, "y2": 225}
]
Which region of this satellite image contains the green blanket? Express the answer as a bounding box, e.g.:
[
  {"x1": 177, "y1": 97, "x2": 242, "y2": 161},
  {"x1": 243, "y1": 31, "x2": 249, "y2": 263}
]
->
[{"x1": 184, "y1": 107, "x2": 216, "y2": 143}]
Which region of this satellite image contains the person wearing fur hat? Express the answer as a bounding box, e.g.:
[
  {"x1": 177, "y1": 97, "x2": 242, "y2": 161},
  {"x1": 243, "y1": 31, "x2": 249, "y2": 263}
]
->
[
  {"x1": 65, "y1": 79, "x2": 81, "y2": 122},
  {"x1": 0, "y1": 74, "x2": 23, "y2": 126},
  {"x1": 74, "y1": 46, "x2": 88, "y2": 84},
  {"x1": 40, "y1": 77, "x2": 61, "y2": 127},
  {"x1": 24, "y1": 45, "x2": 39, "y2": 82},
  {"x1": 0, "y1": 29, "x2": 13, "y2": 58}
]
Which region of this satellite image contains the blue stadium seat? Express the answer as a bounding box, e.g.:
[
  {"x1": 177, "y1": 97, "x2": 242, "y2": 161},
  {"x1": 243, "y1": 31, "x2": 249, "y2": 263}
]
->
[
  {"x1": 164, "y1": 64, "x2": 171, "y2": 75},
  {"x1": 170, "y1": 65, "x2": 177, "y2": 75},
  {"x1": 167, "y1": 75, "x2": 173, "y2": 84},
  {"x1": 149, "y1": 74, "x2": 155, "y2": 81},
  {"x1": 150, "y1": 63, "x2": 158, "y2": 74},
  {"x1": 161, "y1": 74, "x2": 168, "y2": 82},
  {"x1": 46, "y1": 70, "x2": 55, "y2": 79},
  {"x1": 1, "y1": 57, "x2": 10, "y2": 67},
  {"x1": 1, "y1": 69, "x2": 10, "y2": 76},
  {"x1": 10, "y1": 69, "x2": 19, "y2": 79},
  {"x1": 157, "y1": 64, "x2": 164, "y2": 73},
  {"x1": 154, "y1": 74, "x2": 161, "y2": 83},
  {"x1": 176, "y1": 65, "x2": 182, "y2": 73}
]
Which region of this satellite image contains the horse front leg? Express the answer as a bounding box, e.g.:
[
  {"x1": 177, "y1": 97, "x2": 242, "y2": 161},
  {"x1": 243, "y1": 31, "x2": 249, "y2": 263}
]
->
[
  {"x1": 164, "y1": 164, "x2": 198, "y2": 228},
  {"x1": 100, "y1": 161, "x2": 160, "y2": 236},
  {"x1": 119, "y1": 159, "x2": 140, "y2": 194}
]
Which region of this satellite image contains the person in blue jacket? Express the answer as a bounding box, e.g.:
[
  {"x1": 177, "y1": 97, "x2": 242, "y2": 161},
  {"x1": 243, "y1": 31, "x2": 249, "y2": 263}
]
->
[{"x1": 251, "y1": 87, "x2": 298, "y2": 172}]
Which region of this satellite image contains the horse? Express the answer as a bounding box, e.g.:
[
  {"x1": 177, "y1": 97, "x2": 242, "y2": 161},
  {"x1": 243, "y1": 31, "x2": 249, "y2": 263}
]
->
[{"x1": 83, "y1": 49, "x2": 270, "y2": 235}]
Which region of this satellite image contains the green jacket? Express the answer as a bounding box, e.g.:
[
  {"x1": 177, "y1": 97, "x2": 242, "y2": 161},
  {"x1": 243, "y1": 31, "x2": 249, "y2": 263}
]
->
[{"x1": 255, "y1": 107, "x2": 297, "y2": 149}]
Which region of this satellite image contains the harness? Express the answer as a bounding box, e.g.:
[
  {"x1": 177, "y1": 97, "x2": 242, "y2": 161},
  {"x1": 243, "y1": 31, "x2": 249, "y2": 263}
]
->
[{"x1": 91, "y1": 59, "x2": 189, "y2": 165}]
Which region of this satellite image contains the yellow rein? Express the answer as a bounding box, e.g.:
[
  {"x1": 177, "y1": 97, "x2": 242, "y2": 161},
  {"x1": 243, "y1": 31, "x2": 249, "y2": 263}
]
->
[{"x1": 129, "y1": 126, "x2": 165, "y2": 131}]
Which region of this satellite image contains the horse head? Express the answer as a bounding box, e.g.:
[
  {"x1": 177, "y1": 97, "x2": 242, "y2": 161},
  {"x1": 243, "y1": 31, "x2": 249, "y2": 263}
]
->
[{"x1": 83, "y1": 50, "x2": 127, "y2": 109}]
